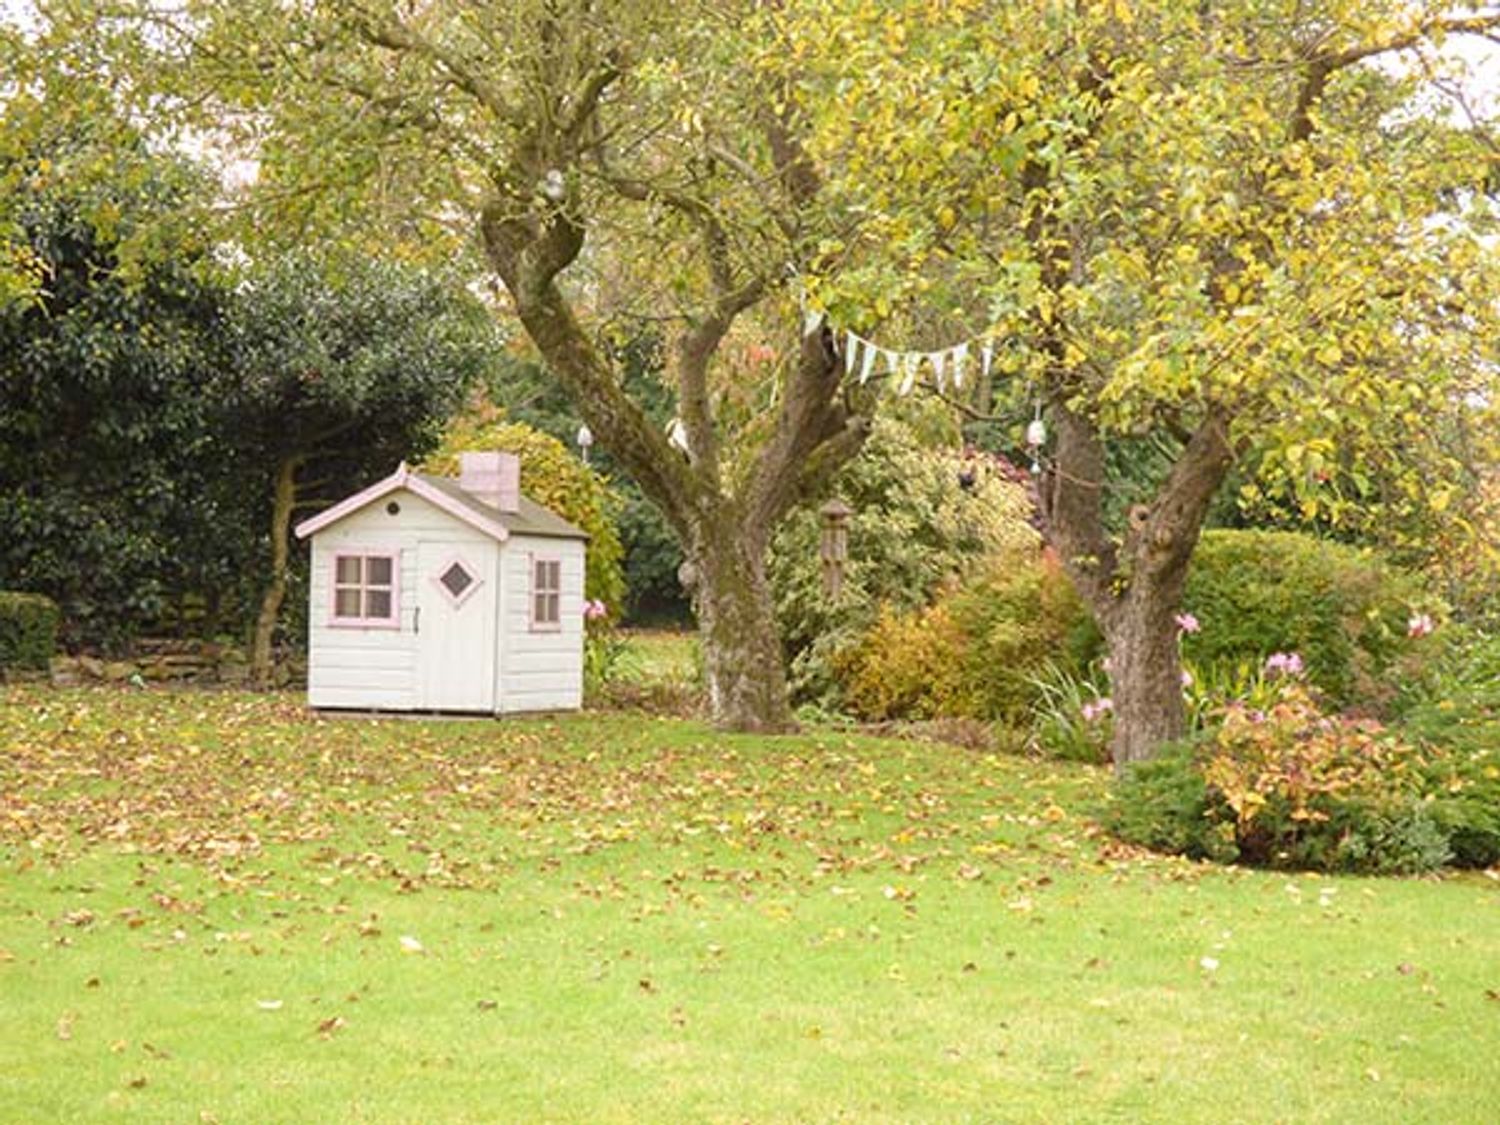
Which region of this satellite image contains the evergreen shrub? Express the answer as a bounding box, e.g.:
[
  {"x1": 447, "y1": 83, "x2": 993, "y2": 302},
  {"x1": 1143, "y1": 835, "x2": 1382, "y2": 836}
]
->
[
  {"x1": 0, "y1": 592, "x2": 60, "y2": 673},
  {"x1": 836, "y1": 552, "x2": 1102, "y2": 725},
  {"x1": 1183, "y1": 530, "x2": 1428, "y2": 709}
]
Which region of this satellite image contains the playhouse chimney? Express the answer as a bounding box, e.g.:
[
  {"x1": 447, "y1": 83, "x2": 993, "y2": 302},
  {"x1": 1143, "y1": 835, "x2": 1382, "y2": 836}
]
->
[{"x1": 459, "y1": 451, "x2": 520, "y2": 513}]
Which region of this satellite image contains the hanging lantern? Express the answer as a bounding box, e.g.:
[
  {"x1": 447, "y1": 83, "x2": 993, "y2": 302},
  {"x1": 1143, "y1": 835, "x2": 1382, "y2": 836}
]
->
[{"x1": 819, "y1": 499, "x2": 852, "y2": 599}]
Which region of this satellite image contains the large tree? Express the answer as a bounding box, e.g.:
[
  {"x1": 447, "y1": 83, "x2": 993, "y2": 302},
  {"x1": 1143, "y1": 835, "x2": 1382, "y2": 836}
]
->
[
  {"x1": 791, "y1": 0, "x2": 1500, "y2": 764},
  {"x1": 30, "y1": 0, "x2": 881, "y2": 730}
]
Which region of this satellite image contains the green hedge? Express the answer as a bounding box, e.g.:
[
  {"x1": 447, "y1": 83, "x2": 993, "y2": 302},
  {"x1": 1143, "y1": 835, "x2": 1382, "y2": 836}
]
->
[
  {"x1": 0, "y1": 592, "x2": 60, "y2": 672},
  {"x1": 1183, "y1": 530, "x2": 1427, "y2": 708}
]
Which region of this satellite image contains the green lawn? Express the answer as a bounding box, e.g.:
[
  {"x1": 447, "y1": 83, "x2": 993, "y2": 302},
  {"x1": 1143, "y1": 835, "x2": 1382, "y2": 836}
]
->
[
  {"x1": 615, "y1": 628, "x2": 699, "y2": 686},
  {"x1": 1, "y1": 686, "x2": 1496, "y2": 1123}
]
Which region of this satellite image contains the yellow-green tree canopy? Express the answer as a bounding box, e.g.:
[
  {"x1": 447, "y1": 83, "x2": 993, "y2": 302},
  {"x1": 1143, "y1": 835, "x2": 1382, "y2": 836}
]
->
[
  {"x1": 777, "y1": 0, "x2": 1500, "y2": 761},
  {"x1": 425, "y1": 408, "x2": 625, "y2": 612}
]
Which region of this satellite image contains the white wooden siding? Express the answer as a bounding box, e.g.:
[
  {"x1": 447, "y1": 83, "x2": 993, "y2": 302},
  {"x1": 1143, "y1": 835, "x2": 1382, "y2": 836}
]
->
[
  {"x1": 497, "y1": 535, "x2": 585, "y2": 713},
  {"x1": 308, "y1": 491, "x2": 489, "y2": 711},
  {"x1": 305, "y1": 488, "x2": 584, "y2": 715}
]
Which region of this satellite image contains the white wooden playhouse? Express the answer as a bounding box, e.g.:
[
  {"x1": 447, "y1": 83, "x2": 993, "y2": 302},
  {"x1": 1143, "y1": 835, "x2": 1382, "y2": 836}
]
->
[{"x1": 294, "y1": 452, "x2": 588, "y2": 714}]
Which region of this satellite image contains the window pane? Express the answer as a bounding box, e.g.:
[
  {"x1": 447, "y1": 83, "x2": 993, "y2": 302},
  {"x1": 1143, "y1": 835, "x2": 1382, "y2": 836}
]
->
[
  {"x1": 548, "y1": 561, "x2": 561, "y2": 591},
  {"x1": 545, "y1": 593, "x2": 560, "y2": 624},
  {"x1": 440, "y1": 561, "x2": 474, "y2": 599},
  {"x1": 336, "y1": 556, "x2": 362, "y2": 584},
  {"x1": 367, "y1": 556, "x2": 393, "y2": 586},
  {"x1": 366, "y1": 590, "x2": 392, "y2": 619},
  {"x1": 335, "y1": 589, "x2": 362, "y2": 617}
]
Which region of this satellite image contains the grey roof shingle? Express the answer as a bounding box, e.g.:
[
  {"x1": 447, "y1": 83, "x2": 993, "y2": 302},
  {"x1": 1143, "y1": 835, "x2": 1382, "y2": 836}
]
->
[{"x1": 413, "y1": 473, "x2": 589, "y2": 541}]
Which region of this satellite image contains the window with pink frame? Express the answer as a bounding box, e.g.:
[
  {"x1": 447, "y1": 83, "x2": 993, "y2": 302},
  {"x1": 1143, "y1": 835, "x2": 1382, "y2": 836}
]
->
[
  {"x1": 331, "y1": 551, "x2": 399, "y2": 626},
  {"x1": 531, "y1": 557, "x2": 561, "y2": 629}
]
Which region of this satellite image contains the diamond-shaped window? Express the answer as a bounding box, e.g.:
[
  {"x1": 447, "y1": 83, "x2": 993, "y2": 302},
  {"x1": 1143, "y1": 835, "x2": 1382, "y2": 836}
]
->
[{"x1": 439, "y1": 560, "x2": 477, "y2": 600}]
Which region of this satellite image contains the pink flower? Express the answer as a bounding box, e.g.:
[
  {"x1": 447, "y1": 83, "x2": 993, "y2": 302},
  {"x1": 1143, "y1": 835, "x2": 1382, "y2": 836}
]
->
[
  {"x1": 1265, "y1": 651, "x2": 1304, "y2": 677},
  {"x1": 1407, "y1": 612, "x2": 1435, "y2": 639},
  {"x1": 1181, "y1": 669, "x2": 1194, "y2": 688},
  {"x1": 583, "y1": 598, "x2": 609, "y2": 621},
  {"x1": 1081, "y1": 697, "x2": 1114, "y2": 723},
  {"x1": 1174, "y1": 612, "x2": 1201, "y2": 635}
]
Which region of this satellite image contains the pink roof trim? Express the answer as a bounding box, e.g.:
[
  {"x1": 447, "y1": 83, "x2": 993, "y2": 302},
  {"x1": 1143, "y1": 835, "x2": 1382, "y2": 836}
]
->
[{"x1": 294, "y1": 463, "x2": 511, "y2": 542}]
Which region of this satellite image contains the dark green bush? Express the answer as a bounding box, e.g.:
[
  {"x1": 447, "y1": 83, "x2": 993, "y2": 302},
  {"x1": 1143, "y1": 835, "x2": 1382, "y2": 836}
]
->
[
  {"x1": 1105, "y1": 743, "x2": 1238, "y2": 863},
  {"x1": 1422, "y1": 749, "x2": 1500, "y2": 869},
  {"x1": 1183, "y1": 530, "x2": 1429, "y2": 708},
  {"x1": 0, "y1": 592, "x2": 60, "y2": 673}
]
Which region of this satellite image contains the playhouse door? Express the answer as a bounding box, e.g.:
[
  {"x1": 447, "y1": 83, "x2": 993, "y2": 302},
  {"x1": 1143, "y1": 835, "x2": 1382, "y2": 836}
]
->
[{"x1": 416, "y1": 542, "x2": 496, "y2": 712}]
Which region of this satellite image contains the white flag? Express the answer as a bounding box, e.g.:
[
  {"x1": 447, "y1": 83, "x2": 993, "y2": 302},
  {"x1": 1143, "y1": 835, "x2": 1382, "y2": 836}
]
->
[
  {"x1": 859, "y1": 343, "x2": 877, "y2": 384},
  {"x1": 931, "y1": 350, "x2": 948, "y2": 390},
  {"x1": 845, "y1": 331, "x2": 859, "y2": 374},
  {"x1": 804, "y1": 310, "x2": 822, "y2": 337},
  {"x1": 885, "y1": 349, "x2": 900, "y2": 376},
  {"x1": 952, "y1": 342, "x2": 969, "y2": 388},
  {"x1": 981, "y1": 342, "x2": 994, "y2": 381}
]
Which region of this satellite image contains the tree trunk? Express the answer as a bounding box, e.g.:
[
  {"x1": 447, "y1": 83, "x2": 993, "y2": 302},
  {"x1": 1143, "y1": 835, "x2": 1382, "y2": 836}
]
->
[
  {"x1": 1105, "y1": 586, "x2": 1189, "y2": 767},
  {"x1": 251, "y1": 456, "x2": 300, "y2": 687},
  {"x1": 1041, "y1": 404, "x2": 1235, "y2": 768},
  {"x1": 687, "y1": 519, "x2": 794, "y2": 733}
]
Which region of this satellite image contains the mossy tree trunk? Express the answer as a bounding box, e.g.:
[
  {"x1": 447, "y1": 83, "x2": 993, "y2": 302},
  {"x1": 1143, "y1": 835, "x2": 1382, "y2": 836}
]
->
[
  {"x1": 477, "y1": 109, "x2": 872, "y2": 732},
  {"x1": 686, "y1": 514, "x2": 794, "y2": 732}
]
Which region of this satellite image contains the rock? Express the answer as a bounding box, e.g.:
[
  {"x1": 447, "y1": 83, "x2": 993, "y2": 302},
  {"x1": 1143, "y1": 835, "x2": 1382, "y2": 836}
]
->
[{"x1": 101, "y1": 661, "x2": 138, "y2": 682}]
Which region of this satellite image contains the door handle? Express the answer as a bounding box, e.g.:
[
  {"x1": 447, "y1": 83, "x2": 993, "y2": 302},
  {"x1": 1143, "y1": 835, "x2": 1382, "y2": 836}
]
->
[{"x1": 414, "y1": 607, "x2": 420, "y2": 635}]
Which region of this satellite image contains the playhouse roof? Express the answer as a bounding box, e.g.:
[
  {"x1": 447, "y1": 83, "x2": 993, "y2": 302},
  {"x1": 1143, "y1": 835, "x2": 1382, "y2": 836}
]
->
[{"x1": 293, "y1": 462, "x2": 589, "y2": 543}]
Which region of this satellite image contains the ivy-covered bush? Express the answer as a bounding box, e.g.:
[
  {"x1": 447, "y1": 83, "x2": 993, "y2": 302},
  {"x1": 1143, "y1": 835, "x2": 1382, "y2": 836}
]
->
[
  {"x1": 1108, "y1": 685, "x2": 1461, "y2": 875},
  {"x1": 770, "y1": 415, "x2": 1037, "y2": 710},
  {"x1": 1183, "y1": 530, "x2": 1431, "y2": 709},
  {"x1": 425, "y1": 409, "x2": 626, "y2": 612},
  {"x1": 0, "y1": 592, "x2": 60, "y2": 673}
]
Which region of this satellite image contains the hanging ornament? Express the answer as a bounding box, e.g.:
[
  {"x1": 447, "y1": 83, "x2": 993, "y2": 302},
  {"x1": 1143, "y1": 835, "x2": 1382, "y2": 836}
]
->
[
  {"x1": 1026, "y1": 405, "x2": 1046, "y2": 475},
  {"x1": 899, "y1": 353, "x2": 919, "y2": 395},
  {"x1": 666, "y1": 417, "x2": 691, "y2": 454}
]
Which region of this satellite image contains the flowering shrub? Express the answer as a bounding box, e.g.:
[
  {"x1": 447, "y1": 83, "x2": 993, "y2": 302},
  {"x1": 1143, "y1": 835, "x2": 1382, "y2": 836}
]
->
[{"x1": 1112, "y1": 683, "x2": 1453, "y2": 874}]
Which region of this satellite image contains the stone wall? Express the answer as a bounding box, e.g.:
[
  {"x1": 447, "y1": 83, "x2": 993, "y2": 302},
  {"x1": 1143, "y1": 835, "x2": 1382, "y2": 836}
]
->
[{"x1": 49, "y1": 638, "x2": 307, "y2": 688}]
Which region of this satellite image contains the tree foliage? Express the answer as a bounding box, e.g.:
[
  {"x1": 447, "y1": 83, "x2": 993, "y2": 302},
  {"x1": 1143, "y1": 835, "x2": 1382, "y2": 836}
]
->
[{"x1": 785, "y1": 0, "x2": 1500, "y2": 761}]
